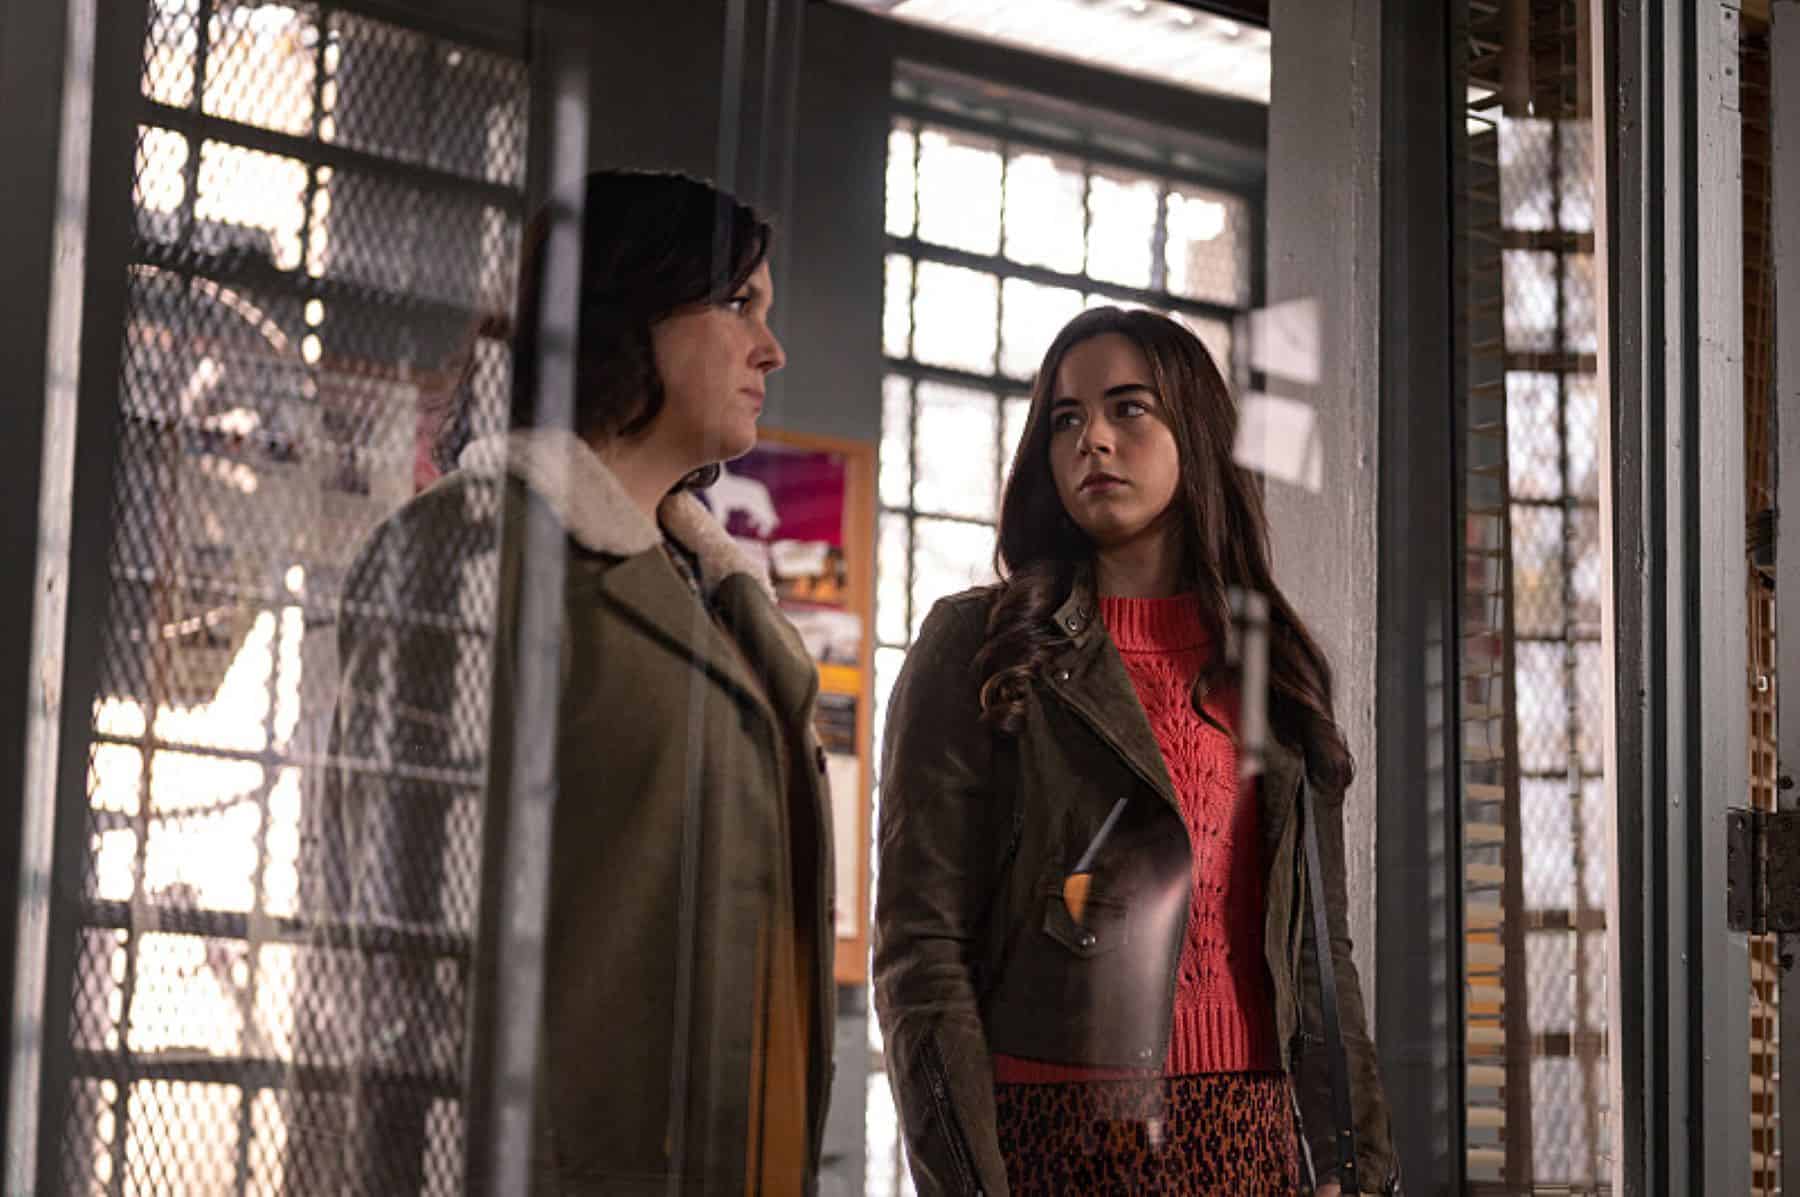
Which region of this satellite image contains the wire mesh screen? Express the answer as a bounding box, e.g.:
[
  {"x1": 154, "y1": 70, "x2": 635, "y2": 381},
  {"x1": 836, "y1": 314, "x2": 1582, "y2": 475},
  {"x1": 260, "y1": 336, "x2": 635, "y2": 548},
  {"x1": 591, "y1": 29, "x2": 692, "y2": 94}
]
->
[
  {"x1": 60, "y1": 2, "x2": 528, "y2": 1192},
  {"x1": 1460, "y1": 0, "x2": 1609, "y2": 1191}
]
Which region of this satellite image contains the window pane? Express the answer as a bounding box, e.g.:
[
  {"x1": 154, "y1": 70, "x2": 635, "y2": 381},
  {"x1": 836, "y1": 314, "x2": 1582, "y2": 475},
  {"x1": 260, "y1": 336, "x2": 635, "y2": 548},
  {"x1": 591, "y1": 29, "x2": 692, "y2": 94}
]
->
[
  {"x1": 1165, "y1": 185, "x2": 1249, "y2": 307},
  {"x1": 1520, "y1": 779, "x2": 1574, "y2": 909},
  {"x1": 1499, "y1": 117, "x2": 1556, "y2": 230},
  {"x1": 195, "y1": 141, "x2": 309, "y2": 271},
  {"x1": 1562, "y1": 252, "x2": 1596, "y2": 353},
  {"x1": 1515, "y1": 640, "x2": 1569, "y2": 774},
  {"x1": 880, "y1": 375, "x2": 912, "y2": 510},
  {"x1": 917, "y1": 126, "x2": 1002, "y2": 255},
  {"x1": 1565, "y1": 375, "x2": 1599, "y2": 500},
  {"x1": 1002, "y1": 148, "x2": 1085, "y2": 274},
  {"x1": 1506, "y1": 372, "x2": 1563, "y2": 500},
  {"x1": 1086, "y1": 167, "x2": 1159, "y2": 289},
  {"x1": 886, "y1": 123, "x2": 917, "y2": 238},
  {"x1": 877, "y1": 514, "x2": 911, "y2": 646},
  {"x1": 1168, "y1": 310, "x2": 1233, "y2": 378},
  {"x1": 914, "y1": 383, "x2": 998, "y2": 521},
  {"x1": 1503, "y1": 249, "x2": 1558, "y2": 353},
  {"x1": 884, "y1": 254, "x2": 914, "y2": 359},
  {"x1": 1002, "y1": 396, "x2": 1032, "y2": 480},
  {"x1": 999, "y1": 278, "x2": 1082, "y2": 381},
  {"x1": 1510, "y1": 505, "x2": 1566, "y2": 639},
  {"x1": 912, "y1": 262, "x2": 998, "y2": 374},
  {"x1": 872, "y1": 645, "x2": 907, "y2": 782},
  {"x1": 911, "y1": 518, "x2": 997, "y2": 640},
  {"x1": 203, "y1": 1, "x2": 317, "y2": 137}
]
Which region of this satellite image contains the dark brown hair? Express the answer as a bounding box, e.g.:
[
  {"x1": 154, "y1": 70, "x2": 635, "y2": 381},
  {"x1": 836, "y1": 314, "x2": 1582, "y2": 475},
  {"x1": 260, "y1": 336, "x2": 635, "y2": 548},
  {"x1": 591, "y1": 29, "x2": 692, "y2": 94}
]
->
[
  {"x1": 974, "y1": 306, "x2": 1355, "y2": 790},
  {"x1": 509, "y1": 169, "x2": 772, "y2": 445}
]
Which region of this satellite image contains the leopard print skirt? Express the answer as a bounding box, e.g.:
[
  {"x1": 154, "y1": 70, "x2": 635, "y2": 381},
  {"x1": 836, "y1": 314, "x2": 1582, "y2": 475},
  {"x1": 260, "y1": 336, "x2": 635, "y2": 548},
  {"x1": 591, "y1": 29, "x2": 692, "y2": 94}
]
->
[{"x1": 994, "y1": 1071, "x2": 1302, "y2": 1195}]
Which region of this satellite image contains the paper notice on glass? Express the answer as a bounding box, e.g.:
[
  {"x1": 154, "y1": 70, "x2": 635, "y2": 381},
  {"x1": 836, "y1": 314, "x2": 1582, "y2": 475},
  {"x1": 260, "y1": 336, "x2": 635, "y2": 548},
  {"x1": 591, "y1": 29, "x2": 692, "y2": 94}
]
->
[
  {"x1": 1247, "y1": 298, "x2": 1322, "y2": 386},
  {"x1": 1233, "y1": 393, "x2": 1323, "y2": 492}
]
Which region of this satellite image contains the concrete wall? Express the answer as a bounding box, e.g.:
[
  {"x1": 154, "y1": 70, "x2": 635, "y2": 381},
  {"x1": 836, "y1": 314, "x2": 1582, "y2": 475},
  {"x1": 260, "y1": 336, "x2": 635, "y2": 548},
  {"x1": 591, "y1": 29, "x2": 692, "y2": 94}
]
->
[{"x1": 1264, "y1": 0, "x2": 1384, "y2": 993}]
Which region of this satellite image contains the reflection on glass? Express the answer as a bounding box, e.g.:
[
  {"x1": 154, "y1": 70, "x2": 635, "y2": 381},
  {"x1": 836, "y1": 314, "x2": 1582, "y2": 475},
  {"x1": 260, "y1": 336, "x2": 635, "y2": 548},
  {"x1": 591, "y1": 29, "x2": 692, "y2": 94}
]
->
[
  {"x1": 1003, "y1": 149, "x2": 1085, "y2": 274},
  {"x1": 917, "y1": 127, "x2": 1003, "y2": 255},
  {"x1": 914, "y1": 383, "x2": 998, "y2": 521},
  {"x1": 912, "y1": 262, "x2": 998, "y2": 374},
  {"x1": 1165, "y1": 186, "x2": 1247, "y2": 307},
  {"x1": 1086, "y1": 167, "x2": 1159, "y2": 288},
  {"x1": 887, "y1": 124, "x2": 917, "y2": 239},
  {"x1": 999, "y1": 278, "x2": 1083, "y2": 380},
  {"x1": 884, "y1": 255, "x2": 914, "y2": 359},
  {"x1": 910, "y1": 518, "x2": 998, "y2": 640},
  {"x1": 877, "y1": 513, "x2": 911, "y2": 648}
]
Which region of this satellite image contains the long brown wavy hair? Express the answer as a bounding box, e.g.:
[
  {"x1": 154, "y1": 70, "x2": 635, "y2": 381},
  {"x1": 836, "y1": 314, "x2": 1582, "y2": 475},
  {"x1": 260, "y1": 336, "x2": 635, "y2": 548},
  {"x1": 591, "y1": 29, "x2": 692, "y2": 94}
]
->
[{"x1": 974, "y1": 306, "x2": 1355, "y2": 790}]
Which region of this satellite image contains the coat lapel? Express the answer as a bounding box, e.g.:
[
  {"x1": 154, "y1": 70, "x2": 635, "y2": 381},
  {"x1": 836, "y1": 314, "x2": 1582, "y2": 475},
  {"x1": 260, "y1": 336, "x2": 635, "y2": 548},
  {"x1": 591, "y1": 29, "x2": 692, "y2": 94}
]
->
[{"x1": 593, "y1": 550, "x2": 776, "y2": 721}]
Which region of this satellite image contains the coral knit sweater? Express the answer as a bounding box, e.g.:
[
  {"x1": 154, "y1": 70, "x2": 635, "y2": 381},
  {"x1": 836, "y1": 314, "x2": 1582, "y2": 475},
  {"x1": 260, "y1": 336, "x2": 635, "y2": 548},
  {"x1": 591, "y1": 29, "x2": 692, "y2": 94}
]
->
[{"x1": 992, "y1": 593, "x2": 1278, "y2": 1082}]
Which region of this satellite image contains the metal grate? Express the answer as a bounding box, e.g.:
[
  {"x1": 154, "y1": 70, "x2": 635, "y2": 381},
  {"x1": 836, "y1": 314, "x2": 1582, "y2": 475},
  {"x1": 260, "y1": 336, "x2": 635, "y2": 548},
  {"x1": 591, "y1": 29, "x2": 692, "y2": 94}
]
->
[
  {"x1": 56, "y1": 3, "x2": 529, "y2": 1192},
  {"x1": 1460, "y1": 0, "x2": 1610, "y2": 1191}
]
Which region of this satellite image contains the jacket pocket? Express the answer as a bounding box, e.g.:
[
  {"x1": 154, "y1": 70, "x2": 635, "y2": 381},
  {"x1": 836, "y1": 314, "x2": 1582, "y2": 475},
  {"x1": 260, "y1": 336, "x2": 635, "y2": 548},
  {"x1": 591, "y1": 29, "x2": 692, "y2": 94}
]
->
[
  {"x1": 917, "y1": 1033, "x2": 984, "y2": 1196},
  {"x1": 1040, "y1": 887, "x2": 1131, "y2": 959}
]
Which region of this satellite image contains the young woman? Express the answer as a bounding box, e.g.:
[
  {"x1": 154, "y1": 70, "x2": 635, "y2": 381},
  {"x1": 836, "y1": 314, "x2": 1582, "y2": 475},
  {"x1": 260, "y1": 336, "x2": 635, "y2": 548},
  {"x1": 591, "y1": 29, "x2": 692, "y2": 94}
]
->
[
  {"x1": 320, "y1": 171, "x2": 833, "y2": 1195},
  {"x1": 874, "y1": 307, "x2": 1397, "y2": 1195}
]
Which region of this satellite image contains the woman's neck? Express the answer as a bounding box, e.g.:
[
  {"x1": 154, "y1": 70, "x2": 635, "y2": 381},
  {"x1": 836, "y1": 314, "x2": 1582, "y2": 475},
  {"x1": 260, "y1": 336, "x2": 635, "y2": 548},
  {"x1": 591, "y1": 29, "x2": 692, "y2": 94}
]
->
[
  {"x1": 592, "y1": 436, "x2": 687, "y2": 524},
  {"x1": 1092, "y1": 523, "x2": 1184, "y2": 598}
]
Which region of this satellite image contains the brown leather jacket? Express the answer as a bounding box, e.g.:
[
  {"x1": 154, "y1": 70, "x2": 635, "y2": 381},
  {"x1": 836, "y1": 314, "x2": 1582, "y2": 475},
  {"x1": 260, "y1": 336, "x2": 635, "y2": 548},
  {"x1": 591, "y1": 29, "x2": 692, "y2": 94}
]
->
[{"x1": 872, "y1": 579, "x2": 1397, "y2": 1194}]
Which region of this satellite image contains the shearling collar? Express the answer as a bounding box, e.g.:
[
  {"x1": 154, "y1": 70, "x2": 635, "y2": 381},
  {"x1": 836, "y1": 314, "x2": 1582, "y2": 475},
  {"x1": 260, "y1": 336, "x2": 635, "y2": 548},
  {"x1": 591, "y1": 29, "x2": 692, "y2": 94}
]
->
[{"x1": 458, "y1": 428, "x2": 774, "y2": 601}]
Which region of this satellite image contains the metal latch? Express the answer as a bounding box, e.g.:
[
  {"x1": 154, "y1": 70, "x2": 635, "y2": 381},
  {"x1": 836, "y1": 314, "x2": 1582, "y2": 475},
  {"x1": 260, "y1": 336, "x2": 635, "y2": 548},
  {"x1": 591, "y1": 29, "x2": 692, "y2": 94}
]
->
[{"x1": 1726, "y1": 808, "x2": 1800, "y2": 933}]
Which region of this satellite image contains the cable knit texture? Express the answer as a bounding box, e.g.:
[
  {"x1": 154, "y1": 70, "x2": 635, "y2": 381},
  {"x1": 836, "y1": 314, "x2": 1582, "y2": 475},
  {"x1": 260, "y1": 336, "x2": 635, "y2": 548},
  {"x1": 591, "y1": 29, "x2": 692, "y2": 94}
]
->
[{"x1": 992, "y1": 593, "x2": 1276, "y2": 1084}]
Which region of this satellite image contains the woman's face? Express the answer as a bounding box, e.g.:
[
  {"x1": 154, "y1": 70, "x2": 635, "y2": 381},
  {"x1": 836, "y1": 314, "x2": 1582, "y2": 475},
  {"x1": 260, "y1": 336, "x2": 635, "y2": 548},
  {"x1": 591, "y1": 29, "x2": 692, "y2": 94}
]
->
[
  {"x1": 1047, "y1": 332, "x2": 1183, "y2": 550},
  {"x1": 649, "y1": 259, "x2": 785, "y2": 467}
]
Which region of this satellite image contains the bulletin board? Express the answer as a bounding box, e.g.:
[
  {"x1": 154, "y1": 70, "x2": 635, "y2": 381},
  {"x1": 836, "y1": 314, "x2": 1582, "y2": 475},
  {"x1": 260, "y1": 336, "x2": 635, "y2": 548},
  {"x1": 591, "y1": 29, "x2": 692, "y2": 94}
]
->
[{"x1": 702, "y1": 429, "x2": 876, "y2": 986}]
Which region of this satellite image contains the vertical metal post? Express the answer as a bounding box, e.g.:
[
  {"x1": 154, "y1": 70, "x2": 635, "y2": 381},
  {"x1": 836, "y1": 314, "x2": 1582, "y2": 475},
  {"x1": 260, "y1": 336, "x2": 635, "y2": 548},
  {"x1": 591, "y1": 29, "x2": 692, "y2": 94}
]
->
[
  {"x1": 2, "y1": 0, "x2": 142, "y2": 1189},
  {"x1": 1375, "y1": 1, "x2": 1464, "y2": 1192},
  {"x1": 460, "y1": 6, "x2": 586, "y2": 1196},
  {"x1": 1692, "y1": 3, "x2": 1752, "y2": 1192}
]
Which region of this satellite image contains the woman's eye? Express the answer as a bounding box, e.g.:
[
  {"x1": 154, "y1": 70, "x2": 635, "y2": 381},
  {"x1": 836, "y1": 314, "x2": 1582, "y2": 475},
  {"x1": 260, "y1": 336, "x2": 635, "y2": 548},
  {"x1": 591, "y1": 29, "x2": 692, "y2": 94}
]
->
[
  {"x1": 724, "y1": 295, "x2": 751, "y2": 314},
  {"x1": 1051, "y1": 411, "x2": 1080, "y2": 431},
  {"x1": 1117, "y1": 399, "x2": 1147, "y2": 417}
]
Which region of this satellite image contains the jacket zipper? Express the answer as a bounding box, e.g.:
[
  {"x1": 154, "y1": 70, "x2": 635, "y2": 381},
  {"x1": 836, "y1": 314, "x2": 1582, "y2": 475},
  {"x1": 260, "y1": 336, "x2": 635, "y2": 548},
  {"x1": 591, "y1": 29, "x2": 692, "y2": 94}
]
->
[{"x1": 920, "y1": 1038, "x2": 984, "y2": 1196}]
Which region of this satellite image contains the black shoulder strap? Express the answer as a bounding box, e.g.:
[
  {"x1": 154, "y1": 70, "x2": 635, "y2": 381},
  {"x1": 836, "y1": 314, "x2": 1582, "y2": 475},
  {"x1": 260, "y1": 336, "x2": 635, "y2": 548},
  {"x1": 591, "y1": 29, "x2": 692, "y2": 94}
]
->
[{"x1": 1301, "y1": 774, "x2": 1359, "y2": 1193}]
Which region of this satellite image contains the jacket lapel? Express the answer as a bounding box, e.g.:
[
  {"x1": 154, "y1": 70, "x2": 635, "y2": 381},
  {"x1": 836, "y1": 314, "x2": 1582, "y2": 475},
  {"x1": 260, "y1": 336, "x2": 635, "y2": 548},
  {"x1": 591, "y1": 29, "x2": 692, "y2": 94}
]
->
[
  {"x1": 595, "y1": 548, "x2": 777, "y2": 723},
  {"x1": 1041, "y1": 571, "x2": 1180, "y2": 810}
]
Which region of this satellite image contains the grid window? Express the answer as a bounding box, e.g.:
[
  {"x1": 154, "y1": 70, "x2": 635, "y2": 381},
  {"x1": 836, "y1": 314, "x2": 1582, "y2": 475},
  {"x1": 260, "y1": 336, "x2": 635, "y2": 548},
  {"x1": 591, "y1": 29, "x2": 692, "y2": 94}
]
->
[{"x1": 65, "y1": 5, "x2": 530, "y2": 1192}]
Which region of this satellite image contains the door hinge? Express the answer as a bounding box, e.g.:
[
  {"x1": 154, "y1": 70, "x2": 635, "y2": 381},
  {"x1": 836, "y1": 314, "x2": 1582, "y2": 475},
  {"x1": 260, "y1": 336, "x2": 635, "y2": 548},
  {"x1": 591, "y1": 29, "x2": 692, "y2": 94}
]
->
[{"x1": 1726, "y1": 808, "x2": 1800, "y2": 933}]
